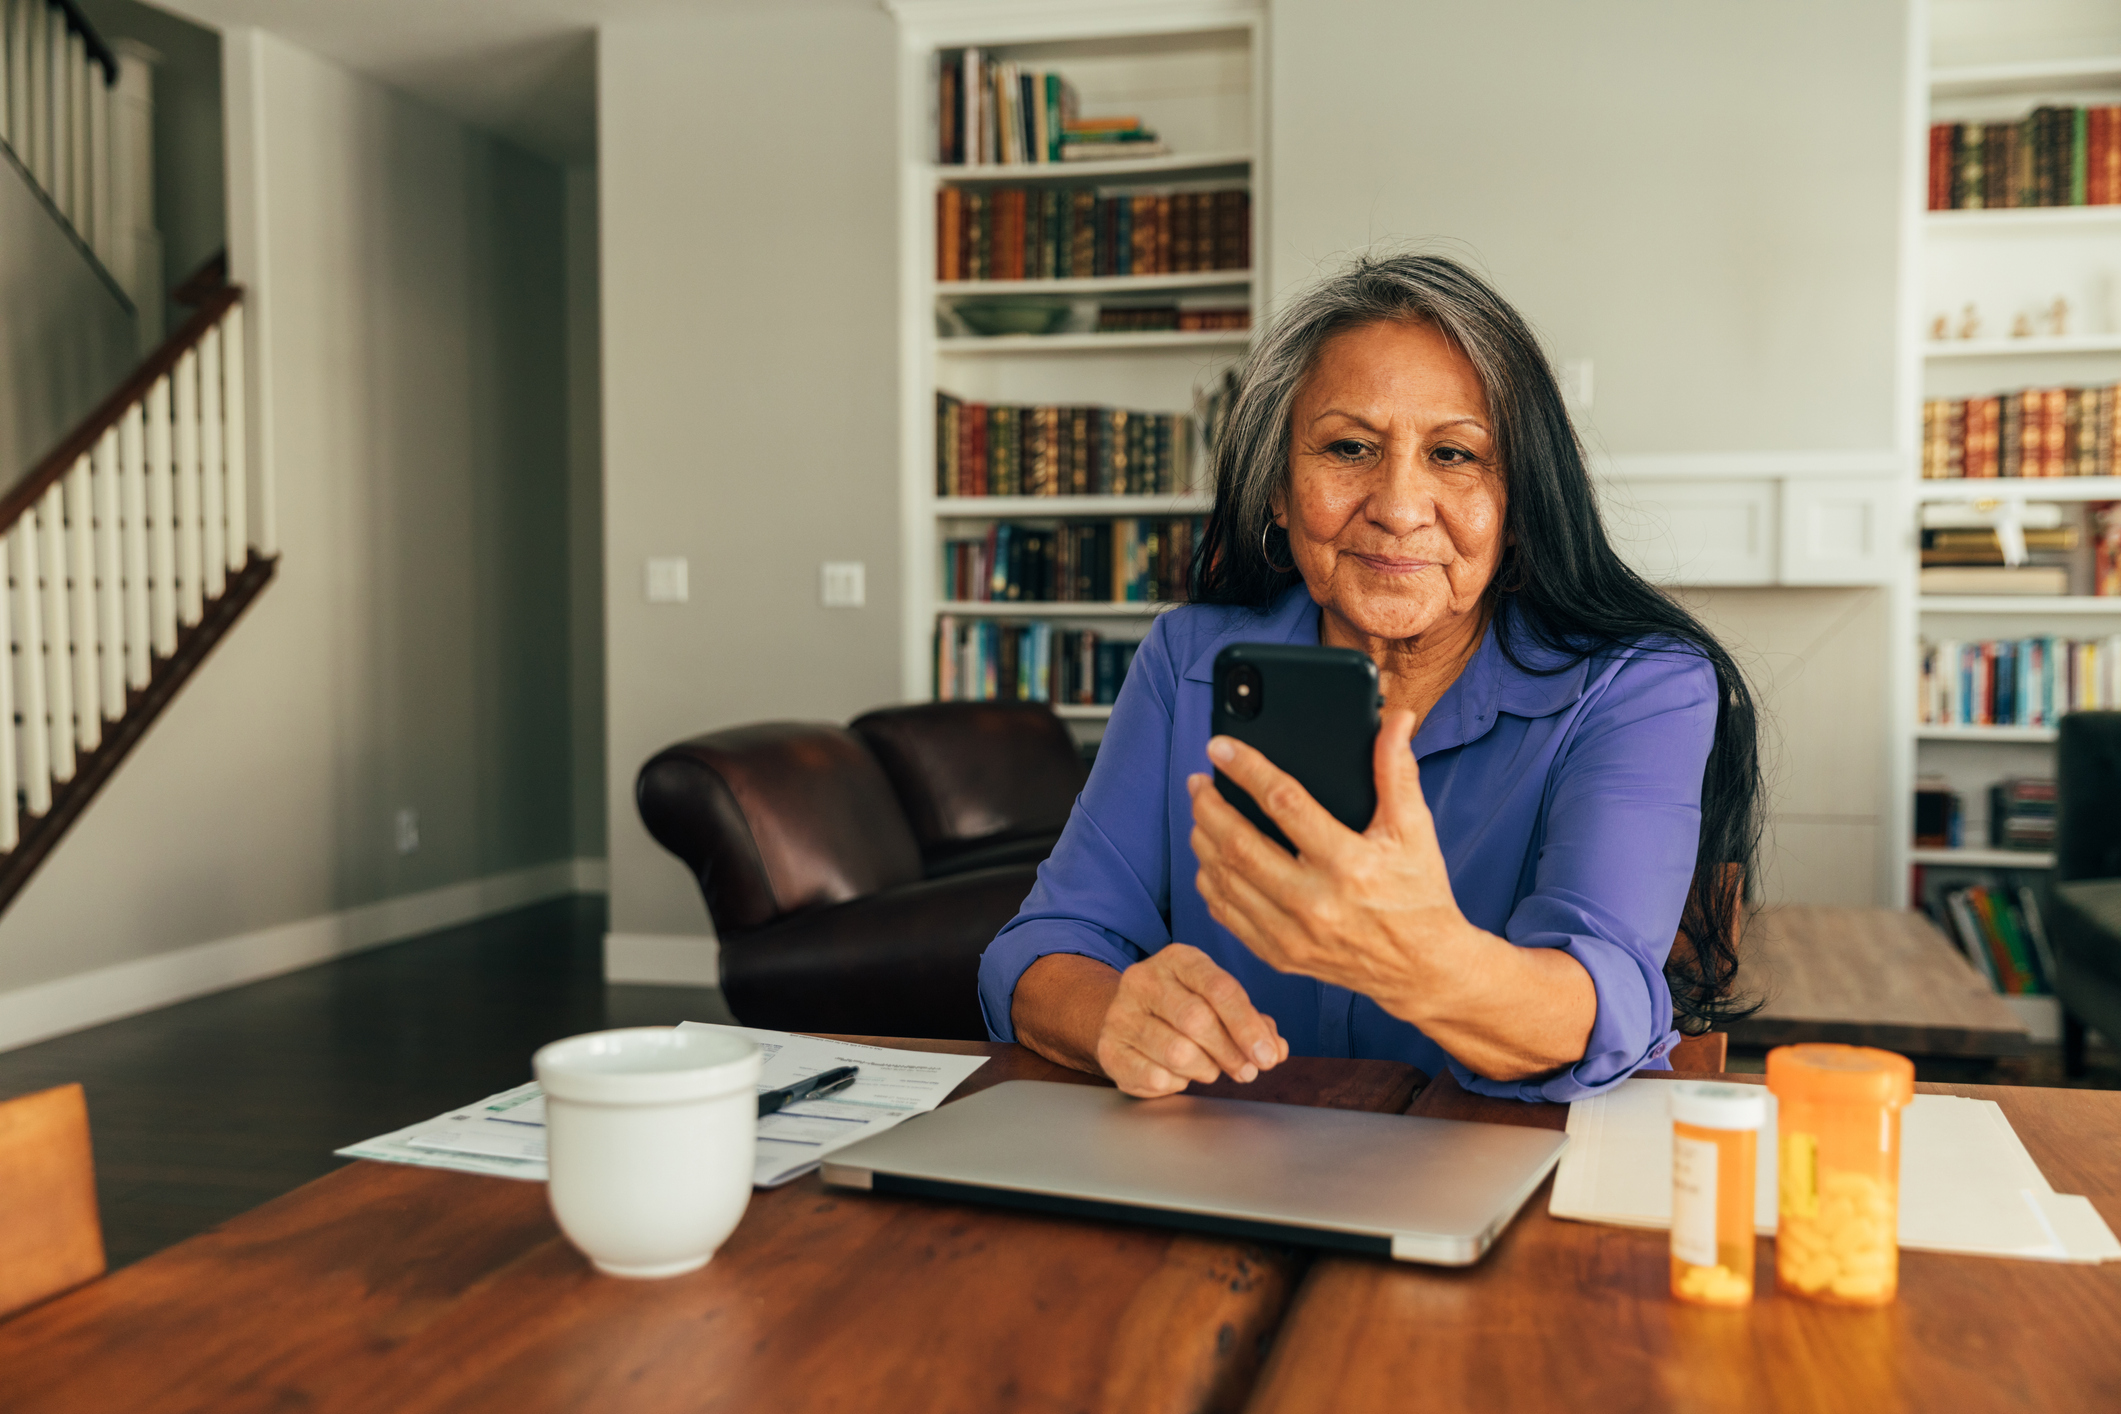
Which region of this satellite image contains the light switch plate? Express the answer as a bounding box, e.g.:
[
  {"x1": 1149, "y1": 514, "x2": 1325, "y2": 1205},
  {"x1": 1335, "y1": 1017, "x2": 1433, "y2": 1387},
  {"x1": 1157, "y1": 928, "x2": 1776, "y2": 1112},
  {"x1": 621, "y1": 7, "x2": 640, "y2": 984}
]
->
[
  {"x1": 645, "y1": 557, "x2": 689, "y2": 603},
  {"x1": 1563, "y1": 358, "x2": 1594, "y2": 410},
  {"x1": 821, "y1": 561, "x2": 866, "y2": 608}
]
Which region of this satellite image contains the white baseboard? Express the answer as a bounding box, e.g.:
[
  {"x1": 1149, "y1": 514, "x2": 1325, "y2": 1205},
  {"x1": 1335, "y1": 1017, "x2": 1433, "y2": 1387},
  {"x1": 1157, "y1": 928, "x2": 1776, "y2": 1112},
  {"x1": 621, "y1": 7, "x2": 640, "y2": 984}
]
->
[
  {"x1": 2002, "y1": 994, "x2": 2063, "y2": 1044},
  {"x1": 605, "y1": 932, "x2": 720, "y2": 987},
  {"x1": 0, "y1": 856, "x2": 608, "y2": 1054}
]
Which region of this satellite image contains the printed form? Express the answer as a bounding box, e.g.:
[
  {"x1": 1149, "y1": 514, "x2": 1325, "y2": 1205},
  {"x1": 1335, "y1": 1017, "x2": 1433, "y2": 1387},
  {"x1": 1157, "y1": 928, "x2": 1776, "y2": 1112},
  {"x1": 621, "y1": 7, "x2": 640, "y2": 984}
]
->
[{"x1": 337, "y1": 1024, "x2": 989, "y2": 1188}]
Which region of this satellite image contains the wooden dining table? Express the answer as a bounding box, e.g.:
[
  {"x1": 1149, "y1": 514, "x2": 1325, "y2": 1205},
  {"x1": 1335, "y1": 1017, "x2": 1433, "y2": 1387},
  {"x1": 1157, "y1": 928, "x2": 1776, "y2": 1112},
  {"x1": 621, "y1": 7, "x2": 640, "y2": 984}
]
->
[{"x1": 3, "y1": 1038, "x2": 2118, "y2": 1413}]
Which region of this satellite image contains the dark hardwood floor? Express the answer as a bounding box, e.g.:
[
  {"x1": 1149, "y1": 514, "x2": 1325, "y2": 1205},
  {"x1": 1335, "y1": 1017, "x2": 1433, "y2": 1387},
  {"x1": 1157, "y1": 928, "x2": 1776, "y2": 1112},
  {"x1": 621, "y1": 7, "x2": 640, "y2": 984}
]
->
[{"x1": 0, "y1": 895, "x2": 734, "y2": 1269}]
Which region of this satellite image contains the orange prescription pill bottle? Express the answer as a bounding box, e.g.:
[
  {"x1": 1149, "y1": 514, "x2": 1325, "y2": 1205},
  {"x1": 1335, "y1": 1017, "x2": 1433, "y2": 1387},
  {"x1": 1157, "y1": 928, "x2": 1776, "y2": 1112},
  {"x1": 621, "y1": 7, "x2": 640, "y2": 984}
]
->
[
  {"x1": 1766, "y1": 1044, "x2": 1915, "y2": 1305},
  {"x1": 1669, "y1": 1082, "x2": 1764, "y2": 1305}
]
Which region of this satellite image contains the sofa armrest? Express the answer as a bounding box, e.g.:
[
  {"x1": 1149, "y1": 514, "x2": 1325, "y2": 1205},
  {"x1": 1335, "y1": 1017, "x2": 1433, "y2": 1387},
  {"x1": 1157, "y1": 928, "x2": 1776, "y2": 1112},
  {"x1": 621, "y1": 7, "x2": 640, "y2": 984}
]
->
[{"x1": 717, "y1": 864, "x2": 1041, "y2": 1042}]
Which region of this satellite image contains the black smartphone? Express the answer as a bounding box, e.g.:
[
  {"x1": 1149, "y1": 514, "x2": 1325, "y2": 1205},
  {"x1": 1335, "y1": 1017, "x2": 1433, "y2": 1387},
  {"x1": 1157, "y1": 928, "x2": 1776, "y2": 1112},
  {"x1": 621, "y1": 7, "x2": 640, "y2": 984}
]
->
[{"x1": 1210, "y1": 643, "x2": 1382, "y2": 854}]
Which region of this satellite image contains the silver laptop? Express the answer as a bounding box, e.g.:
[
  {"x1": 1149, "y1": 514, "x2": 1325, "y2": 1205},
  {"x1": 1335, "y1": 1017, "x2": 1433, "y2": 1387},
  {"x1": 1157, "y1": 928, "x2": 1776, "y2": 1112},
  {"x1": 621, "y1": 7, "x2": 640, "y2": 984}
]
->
[{"x1": 819, "y1": 1079, "x2": 1568, "y2": 1265}]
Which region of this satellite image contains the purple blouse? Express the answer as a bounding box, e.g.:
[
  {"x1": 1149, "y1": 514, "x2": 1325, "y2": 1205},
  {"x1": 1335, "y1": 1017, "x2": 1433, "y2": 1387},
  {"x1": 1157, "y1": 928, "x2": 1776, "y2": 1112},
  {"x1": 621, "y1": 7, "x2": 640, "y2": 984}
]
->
[{"x1": 977, "y1": 587, "x2": 1719, "y2": 1103}]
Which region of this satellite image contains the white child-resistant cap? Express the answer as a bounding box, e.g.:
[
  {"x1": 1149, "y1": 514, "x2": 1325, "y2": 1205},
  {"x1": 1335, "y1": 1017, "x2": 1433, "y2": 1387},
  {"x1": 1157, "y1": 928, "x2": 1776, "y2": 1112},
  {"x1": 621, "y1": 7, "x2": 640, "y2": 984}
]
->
[{"x1": 1668, "y1": 1081, "x2": 1767, "y2": 1131}]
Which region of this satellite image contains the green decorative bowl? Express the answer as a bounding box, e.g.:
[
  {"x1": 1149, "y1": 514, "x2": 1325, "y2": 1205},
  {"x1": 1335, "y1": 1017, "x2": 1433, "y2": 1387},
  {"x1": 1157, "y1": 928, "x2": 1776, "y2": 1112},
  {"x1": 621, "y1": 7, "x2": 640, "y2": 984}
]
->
[{"x1": 956, "y1": 300, "x2": 1073, "y2": 337}]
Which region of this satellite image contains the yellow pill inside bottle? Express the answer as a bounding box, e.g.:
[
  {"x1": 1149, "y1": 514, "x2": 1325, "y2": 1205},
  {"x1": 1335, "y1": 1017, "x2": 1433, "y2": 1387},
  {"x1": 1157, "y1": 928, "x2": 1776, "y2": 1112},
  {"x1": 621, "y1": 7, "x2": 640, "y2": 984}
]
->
[
  {"x1": 1669, "y1": 1081, "x2": 1765, "y2": 1307},
  {"x1": 1766, "y1": 1044, "x2": 1915, "y2": 1306}
]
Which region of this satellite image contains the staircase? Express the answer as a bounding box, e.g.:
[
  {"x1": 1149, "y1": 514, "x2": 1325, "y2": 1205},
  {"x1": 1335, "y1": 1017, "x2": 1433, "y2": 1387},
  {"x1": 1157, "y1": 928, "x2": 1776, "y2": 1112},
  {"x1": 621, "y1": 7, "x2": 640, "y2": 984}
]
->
[
  {"x1": 0, "y1": 283, "x2": 274, "y2": 909},
  {"x1": 0, "y1": 1, "x2": 272, "y2": 912}
]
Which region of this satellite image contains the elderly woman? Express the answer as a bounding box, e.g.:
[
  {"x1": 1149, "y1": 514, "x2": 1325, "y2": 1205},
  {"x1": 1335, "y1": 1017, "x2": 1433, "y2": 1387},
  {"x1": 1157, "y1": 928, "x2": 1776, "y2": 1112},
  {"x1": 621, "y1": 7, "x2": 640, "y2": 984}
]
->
[{"x1": 978, "y1": 253, "x2": 1761, "y2": 1103}]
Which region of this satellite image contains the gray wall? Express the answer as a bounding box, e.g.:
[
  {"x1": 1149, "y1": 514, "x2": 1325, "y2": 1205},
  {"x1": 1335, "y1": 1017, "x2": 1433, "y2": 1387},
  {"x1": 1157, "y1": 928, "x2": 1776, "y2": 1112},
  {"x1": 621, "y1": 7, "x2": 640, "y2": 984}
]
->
[
  {"x1": 598, "y1": 0, "x2": 901, "y2": 942},
  {"x1": 1268, "y1": 0, "x2": 1906, "y2": 458},
  {"x1": 0, "y1": 32, "x2": 578, "y2": 992},
  {"x1": 0, "y1": 153, "x2": 135, "y2": 489}
]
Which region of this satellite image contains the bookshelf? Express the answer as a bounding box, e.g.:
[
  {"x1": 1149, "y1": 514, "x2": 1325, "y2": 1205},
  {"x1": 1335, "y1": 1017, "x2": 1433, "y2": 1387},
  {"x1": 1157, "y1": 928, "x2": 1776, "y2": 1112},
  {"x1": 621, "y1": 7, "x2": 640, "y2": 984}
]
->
[
  {"x1": 889, "y1": 0, "x2": 1263, "y2": 744},
  {"x1": 1901, "y1": 1, "x2": 2121, "y2": 1037}
]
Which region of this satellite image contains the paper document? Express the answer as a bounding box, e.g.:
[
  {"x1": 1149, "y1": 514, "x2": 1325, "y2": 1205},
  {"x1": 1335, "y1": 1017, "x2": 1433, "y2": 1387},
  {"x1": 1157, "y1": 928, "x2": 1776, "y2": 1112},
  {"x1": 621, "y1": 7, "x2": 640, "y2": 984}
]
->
[
  {"x1": 337, "y1": 1025, "x2": 989, "y2": 1189},
  {"x1": 1549, "y1": 1077, "x2": 2121, "y2": 1263}
]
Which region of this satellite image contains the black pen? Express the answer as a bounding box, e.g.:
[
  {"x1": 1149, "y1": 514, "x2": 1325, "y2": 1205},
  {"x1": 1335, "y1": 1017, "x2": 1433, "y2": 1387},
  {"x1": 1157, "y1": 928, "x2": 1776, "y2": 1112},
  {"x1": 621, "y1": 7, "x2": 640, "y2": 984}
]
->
[{"x1": 757, "y1": 1065, "x2": 859, "y2": 1118}]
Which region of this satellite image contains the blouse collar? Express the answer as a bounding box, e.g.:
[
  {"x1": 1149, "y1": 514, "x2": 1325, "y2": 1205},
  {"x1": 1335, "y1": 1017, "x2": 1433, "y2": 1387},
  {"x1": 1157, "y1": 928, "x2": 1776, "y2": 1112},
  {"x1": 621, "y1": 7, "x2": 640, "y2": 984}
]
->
[{"x1": 1179, "y1": 588, "x2": 1590, "y2": 756}]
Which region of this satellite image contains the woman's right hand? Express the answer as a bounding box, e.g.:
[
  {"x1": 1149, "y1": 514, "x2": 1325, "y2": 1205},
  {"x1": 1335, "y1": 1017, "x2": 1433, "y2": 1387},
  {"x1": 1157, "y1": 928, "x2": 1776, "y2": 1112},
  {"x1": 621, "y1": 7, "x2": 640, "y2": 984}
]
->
[{"x1": 1095, "y1": 944, "x2": 1289, "y2": 1098}]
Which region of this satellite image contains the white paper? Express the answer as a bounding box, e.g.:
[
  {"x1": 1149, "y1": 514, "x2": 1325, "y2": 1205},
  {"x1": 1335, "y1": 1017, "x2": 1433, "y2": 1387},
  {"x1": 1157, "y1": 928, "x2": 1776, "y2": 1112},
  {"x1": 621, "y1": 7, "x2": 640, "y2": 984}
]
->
[
  {"x1": 1549, "y1": 1077, "x2": 2119, "y2": 1263},
  {"x1": 337, "y1": 1026, "x2": 989, "y2": 1189}
]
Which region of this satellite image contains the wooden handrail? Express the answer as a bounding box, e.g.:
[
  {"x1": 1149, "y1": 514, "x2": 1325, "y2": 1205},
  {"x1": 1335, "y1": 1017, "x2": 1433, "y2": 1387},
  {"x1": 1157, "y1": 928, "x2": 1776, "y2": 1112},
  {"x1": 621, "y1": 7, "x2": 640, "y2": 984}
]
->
[
  {"x1": 0, "y1": 285, "x2": 244, "y2": 532},
  {"x1": 49, "y1": 0, "x2": 119, "y2": 83}
]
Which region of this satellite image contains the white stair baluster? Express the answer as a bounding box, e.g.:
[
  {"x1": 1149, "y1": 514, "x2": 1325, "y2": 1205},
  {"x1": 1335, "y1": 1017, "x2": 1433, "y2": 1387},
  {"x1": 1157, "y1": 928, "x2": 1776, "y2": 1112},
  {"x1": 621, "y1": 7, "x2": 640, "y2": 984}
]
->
[
  {"x1": 0, "y1": 0, "x2": 12, "y2": 150},
  {"x1": 65, "y1": 458, "x2": 98, "y2": 752},
  {"x1": 88, "y1": 47, "x2": 110, "y2": 266},
  {"x1": 172, "y1": 347, "x2": 202, "y2": 626},
  {"x1": 120, "y1": 401, "x2": 149, "y2": 688},
  {"x1": 42, "y1": 2, "x2": 61, "y2": 207},
  {"x1": 40, "y1": 482, "x2": 74, "y2": 785},
  {"x1": 221, "y1": 305, "x2": 249, "y2": 569},
  {"x1": 24, "y1": 0, "x2": 43, "y2": 189},
  {"x1": 0, "y1": 532, "x2": 15, "y2": 852},
  {"x1": 198, "y1": 324, "x2": 225, "y2": 599},
  {"x1": 146, "y1": 372, "x2": 176, "y2": 658},
  {"x1": 93, "y1": 424, "x2": 123, "y2": 717},
  {"x1": 67, "y1": 27, "x2": 85, "y2": 230},
  {"x1": 16, "y1": 514, "x2": 50, "y2": 816}
]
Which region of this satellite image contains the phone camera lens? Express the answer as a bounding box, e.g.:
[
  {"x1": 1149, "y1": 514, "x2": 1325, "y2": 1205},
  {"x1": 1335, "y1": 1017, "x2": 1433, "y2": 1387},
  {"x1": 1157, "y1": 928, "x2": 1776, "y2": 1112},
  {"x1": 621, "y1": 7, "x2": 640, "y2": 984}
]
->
[{"x1": 1225, "y1": 663, "x2": 1264, "y2": 721}]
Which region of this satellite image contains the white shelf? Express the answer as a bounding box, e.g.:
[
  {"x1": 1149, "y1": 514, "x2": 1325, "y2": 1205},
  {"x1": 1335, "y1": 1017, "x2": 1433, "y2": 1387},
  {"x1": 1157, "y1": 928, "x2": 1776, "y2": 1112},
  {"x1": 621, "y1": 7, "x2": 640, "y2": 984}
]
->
[
  {"x1": 938, "y1": 270, "x2": 1252, "y2": 297},
  {"x1": 1916, "y1": 477, "x2": 2121, "y2": 502},
  {"x1": 1926, "y1": 206, "x2": 2121, "y2": 232},
  {"x1": 1919, "y1": 595, "x2": 2121, "y2": 614},
  {"x1": 933, "y1": 150, "x2": 1252, "y2": 182},
  {"x1": 1909, "y1": 846, "x2": 2055, "y2": 869},
  {"x1": 935, "y1": 329, "x2": 1250, "y2": 355},
  {"x1": 936, "y1": 493, "x2": 1212, "y2": 515},
  {"x1": 1930, "y1": 57, "x2": 2121, "y2": 98},
  {"x1": 937, "y1": 600, "x2": 1174, "y2": 618},
  {"x1": 1051, "y1": 703, "x2": 1113, "y2": 720},
  {"x1": 1924, "y1": 334, "x2": 2121, "y2": 360},
  {"x1": 1915, "y1": 724, "x2": 2059, "y2": 743}
]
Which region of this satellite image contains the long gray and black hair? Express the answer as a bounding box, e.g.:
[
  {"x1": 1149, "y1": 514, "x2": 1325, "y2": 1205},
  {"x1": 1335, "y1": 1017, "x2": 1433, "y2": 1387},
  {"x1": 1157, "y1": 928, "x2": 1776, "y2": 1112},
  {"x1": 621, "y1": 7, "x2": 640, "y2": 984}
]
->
[{"x1": 1191, "y1": 252, "x2": 1761, "y2": 1031}]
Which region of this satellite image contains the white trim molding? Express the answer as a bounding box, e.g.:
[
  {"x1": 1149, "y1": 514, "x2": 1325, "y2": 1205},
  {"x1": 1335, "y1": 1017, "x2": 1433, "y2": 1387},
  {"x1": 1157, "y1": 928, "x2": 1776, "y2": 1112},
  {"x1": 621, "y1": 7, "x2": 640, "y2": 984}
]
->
[
  {"x1": 605, "y1": 932, "x2": 720, "y2": 987},
  {"x1": 0, "y1": 856, "x2": 608, "y2": 1054}
]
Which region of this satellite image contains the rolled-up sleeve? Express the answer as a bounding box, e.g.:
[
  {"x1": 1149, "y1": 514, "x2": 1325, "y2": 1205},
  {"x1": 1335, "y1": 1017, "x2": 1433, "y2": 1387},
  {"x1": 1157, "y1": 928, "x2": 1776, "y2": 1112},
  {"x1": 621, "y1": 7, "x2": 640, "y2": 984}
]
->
[
  {"x1": 1451, "y1": 647, "x2": 1717, "y2": 1103},
  {"x1": 977, "y1": 620, "x2": 1181, "y2": 1040}
]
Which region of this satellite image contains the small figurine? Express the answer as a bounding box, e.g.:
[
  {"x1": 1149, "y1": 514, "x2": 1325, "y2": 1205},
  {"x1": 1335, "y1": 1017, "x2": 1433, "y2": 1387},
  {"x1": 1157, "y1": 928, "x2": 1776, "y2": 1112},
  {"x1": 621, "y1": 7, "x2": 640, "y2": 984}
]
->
[
  {"x1": 1931, "y1": 314, "x2": 1951, "y2": 341},
  {"x1": 1957, "y1": 303, "x2": 1981, "y2": 340},
  {"x1": 2048, "y1": 296, "x2": 2069, "y2": 337},
  {"x1": 2012, "y1": 311, "x2": 2034, "y2": 339}
]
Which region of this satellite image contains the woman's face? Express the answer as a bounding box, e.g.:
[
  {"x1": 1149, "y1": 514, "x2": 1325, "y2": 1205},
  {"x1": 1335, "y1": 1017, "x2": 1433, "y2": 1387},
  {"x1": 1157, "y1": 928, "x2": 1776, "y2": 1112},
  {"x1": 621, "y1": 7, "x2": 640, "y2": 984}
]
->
[{"x1": 1273, "y1": 319, "x2": 1507, "y2": 644}]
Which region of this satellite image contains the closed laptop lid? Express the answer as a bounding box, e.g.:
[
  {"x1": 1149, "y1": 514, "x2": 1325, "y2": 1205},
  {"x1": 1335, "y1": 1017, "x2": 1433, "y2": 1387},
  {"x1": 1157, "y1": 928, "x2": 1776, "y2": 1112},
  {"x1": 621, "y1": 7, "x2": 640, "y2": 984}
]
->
[{"x1": 820, "y1": 1079, "x2": 1568, "y2": 1265}]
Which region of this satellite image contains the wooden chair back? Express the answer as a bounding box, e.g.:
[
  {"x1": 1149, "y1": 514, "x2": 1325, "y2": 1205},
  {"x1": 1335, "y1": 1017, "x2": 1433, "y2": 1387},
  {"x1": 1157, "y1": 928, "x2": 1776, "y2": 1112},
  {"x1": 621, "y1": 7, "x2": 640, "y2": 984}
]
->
[
  {"x1": 0, "y1": 1083, "x2": 106, "y2": 1319},
  {"x1": 1667, "y1": 1031, "x2": 1729, "y2": 1074}
]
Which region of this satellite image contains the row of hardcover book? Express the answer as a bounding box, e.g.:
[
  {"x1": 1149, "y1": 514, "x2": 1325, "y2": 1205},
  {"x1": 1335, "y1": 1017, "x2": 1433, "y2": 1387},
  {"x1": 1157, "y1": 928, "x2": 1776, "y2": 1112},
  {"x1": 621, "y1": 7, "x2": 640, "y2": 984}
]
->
[
  {"x1": 1935, "y1": 879, "x2": 2056, "y2": 996},
  {"x1": 941, "y1": 518, "x2": 1201, "y2": 605},
  {"x1": 933, "y1": 52, "x2": 1080, "y2": 166},
  {"x1": 937, "y1": 187, "x2": 1250, "y2": 282},
  {"x1": 1921, "y1": 386, "x2": 2119, "y2": 480},
  {"x1": 936, "y1": 395, "x2": 1194, "y2": 498},
  {"x1": 1918, "y1": 635, "x2": 2121, "y2": 727},
  {"x1": 935, "y1": 617, "x2": 1141, "y2": 706},
  {"x1": 1926, "y1": 108, "x2": 2121, "y2": 210},
  {"x1": 1917, "y1": 778, "x2": 2059, "y2": 853}
]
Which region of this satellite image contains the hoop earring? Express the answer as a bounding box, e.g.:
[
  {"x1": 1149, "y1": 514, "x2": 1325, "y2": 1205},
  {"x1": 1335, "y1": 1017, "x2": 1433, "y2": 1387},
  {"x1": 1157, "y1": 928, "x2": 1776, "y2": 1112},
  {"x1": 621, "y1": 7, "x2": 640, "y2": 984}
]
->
[{"x1": 1260, "y1": 519, "x2": 1295, "y2": 574}]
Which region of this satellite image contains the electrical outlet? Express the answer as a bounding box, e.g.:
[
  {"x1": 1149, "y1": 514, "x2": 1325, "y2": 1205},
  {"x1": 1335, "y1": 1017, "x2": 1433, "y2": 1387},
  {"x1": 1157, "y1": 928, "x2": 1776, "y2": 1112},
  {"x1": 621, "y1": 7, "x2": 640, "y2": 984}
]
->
[
  {"x1": 1562, "y1": 358, "x2": 1594, "y2": 411},
  {"x1": 645, "y1": 557, "x2": 689, "y2": 603},
  {"x1": 820, "y1": 561, "x2": 866, "y2": 608},
  {"x1": 395, "y1": 807, "x2": 420, "y2": 855}
]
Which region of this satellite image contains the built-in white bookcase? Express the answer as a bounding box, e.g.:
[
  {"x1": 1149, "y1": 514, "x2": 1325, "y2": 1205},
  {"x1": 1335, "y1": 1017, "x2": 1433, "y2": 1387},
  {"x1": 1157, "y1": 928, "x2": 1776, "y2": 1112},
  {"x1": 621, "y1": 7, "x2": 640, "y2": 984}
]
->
[
  {"x1": 887, "y1": 1, "x2": 1263, "y2": 741},
  {"x1": 1899, "y1": 3, "x2": 2121, "y2": 1038}
]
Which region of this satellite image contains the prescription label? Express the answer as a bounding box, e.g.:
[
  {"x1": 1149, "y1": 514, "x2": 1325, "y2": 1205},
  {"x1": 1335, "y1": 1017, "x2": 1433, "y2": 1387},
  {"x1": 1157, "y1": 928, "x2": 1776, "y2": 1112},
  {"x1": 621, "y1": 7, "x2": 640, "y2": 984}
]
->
[
  {"x1": 1780, "y1": 1132, "x2": 1819, "y2": 1219},
  {"x1": 1671, "y1": 1133, "x2": 1720, "y2": 1269}
]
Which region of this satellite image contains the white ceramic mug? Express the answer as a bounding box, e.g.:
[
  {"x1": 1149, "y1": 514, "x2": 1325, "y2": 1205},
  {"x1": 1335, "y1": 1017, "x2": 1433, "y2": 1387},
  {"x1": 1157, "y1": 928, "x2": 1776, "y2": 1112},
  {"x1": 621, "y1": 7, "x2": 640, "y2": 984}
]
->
[{"x1": 532, "y1": 1026, "x2": 761, "y2": 1279}]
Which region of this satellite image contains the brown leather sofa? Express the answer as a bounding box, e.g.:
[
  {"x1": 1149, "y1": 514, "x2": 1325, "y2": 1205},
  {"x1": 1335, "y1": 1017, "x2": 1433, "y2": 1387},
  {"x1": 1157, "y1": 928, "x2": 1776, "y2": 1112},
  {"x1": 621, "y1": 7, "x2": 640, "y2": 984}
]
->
[{"x1": 636, "y1": 702, "x2": 1087, "y2": 1041}]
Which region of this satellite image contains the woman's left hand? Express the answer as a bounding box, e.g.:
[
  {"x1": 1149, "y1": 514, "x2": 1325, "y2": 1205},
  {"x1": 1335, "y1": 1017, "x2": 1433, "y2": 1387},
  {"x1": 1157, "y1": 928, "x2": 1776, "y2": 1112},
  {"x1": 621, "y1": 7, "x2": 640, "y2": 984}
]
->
[{"x1": 1186, "y1": 709, "x2": 1473, "y2": 1017}]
